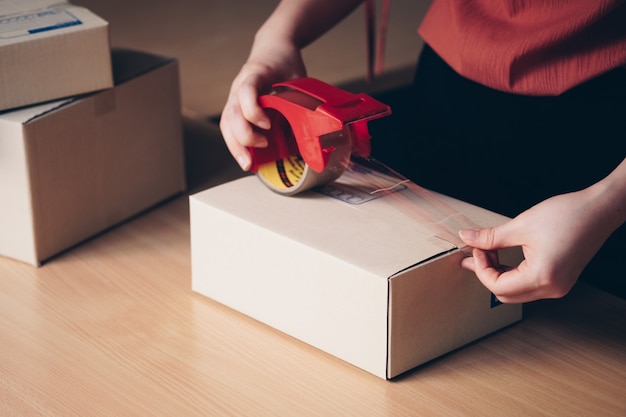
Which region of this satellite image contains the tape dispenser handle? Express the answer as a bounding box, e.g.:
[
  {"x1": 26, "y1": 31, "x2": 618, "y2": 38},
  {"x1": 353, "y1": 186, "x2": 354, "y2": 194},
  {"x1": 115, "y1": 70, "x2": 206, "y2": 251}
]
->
[{"x1": 249, "y1": 77, "x2": 391, "y2": 173}]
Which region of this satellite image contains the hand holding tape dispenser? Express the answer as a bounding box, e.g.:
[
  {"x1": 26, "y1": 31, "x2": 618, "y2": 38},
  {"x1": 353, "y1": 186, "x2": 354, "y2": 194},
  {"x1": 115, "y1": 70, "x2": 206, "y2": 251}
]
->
[{"x1": 250, "y1": 77, "x2": 391, "y2": 195}]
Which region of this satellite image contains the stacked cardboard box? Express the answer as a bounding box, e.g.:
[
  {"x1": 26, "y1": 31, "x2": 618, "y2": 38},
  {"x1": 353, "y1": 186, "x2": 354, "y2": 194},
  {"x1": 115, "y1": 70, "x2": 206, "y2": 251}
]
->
[
  {"x1": 0, "y1": 1, "x2": 186, "y2": 265},
  {"x1": 0, "y1": 0, "x2": 113, "y2": 111}
]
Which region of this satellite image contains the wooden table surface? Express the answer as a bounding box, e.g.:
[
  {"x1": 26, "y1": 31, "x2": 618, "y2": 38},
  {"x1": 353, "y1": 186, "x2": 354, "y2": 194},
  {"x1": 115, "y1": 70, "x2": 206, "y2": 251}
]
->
[
  {"x1": 4, "y1": 4, "x2": 624, "y2": 413},
  {"x1": 1, "y1": 183, "x2": 625, "y2": 416}
]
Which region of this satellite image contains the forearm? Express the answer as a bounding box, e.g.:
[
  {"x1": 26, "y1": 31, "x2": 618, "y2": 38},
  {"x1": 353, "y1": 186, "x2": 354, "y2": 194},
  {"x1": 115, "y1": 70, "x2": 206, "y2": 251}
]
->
[{"x1": 254, "y1": 0, "x2": 363, "y2": 51}]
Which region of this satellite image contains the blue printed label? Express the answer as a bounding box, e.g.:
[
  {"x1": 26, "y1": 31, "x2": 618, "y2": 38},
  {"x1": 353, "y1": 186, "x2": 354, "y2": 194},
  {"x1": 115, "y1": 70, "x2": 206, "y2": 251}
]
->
[{"x1": 0, "y1": 9, "x2": 82, "y2": 39}]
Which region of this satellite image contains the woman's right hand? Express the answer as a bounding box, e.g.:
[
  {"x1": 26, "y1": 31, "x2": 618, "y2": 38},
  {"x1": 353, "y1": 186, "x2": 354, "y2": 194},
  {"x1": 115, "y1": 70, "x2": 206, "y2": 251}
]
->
[
  {"x1": 219, "y1": 40, "x2": 307, "y2": 171},
  {"x1": 219, "y1": 0, "x2": 363, "y2": 171}
]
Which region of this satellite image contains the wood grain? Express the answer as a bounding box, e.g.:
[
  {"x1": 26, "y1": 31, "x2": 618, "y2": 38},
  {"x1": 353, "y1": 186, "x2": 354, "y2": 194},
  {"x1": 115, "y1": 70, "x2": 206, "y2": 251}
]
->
[{"x1": 1, "y1": 196, "x2": 625, "y2": 416}]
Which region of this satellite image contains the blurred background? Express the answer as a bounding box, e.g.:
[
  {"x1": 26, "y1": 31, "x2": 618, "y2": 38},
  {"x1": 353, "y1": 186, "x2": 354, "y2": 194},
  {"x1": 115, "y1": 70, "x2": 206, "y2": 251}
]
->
[
  {"x1": 70, "y1": 0, "x2": 432, "y2": 192},
  {"x1": 72, "y1": 0, "x2": 430, "y2": 119}
]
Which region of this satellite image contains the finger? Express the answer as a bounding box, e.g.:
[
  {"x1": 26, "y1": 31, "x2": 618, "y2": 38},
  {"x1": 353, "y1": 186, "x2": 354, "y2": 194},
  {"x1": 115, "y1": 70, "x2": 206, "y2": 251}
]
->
[
  {"x1": 470, "y1": 248, "x2": 542, "y2": 302},
  {"x1": 238, "y1": 80, "x2": 271, "y2": 131},
  {"x1": 461, "y1": 250, "x2": 508, "y2": 272},
  {"x1": 220, "y1": 91, "x2": 273, "y2": 171},
  {"x1": 471, "y1": 248, "x2": 512, "y2": 280},
  {"x1": 461, "y1": 250, "x2": 544, "y2": 303},
  {"x1": 458, "y1": 219, "x2": 522, "y2": 251},
  {"x1": 228, "y1": 111, "x2": 269, "y2": 149},
  {"x1": 219, "y1": 117, "x2": 252, "y2": 171},
  {"x1": 460, "y1": 255, "x2": 476, "y2": 271}
]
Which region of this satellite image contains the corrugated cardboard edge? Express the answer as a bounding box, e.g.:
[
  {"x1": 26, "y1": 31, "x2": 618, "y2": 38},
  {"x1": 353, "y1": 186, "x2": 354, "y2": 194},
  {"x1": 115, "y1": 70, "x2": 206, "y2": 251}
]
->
[{"x1": 0, "y1": 120, "x2": 39, "y2": 265}]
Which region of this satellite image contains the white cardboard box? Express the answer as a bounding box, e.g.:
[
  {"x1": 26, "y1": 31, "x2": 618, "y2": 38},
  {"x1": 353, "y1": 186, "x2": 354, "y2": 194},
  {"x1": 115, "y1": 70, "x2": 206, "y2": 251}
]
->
[
  {"x1": 0, "y1": 0, "x2": 113, "y2": 111},
  {"x1": 0, "y1": 48, "x2": 186, "y2": 266},
  {"x1": 190, "y1": 162, "x2": 523, "y2": 379}
]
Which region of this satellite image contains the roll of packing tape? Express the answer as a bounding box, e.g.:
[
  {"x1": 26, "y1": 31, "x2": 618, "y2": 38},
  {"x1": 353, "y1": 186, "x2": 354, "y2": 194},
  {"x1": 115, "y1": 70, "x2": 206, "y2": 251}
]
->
[
  {"x1": 256, "y1": 127, "x2": 353, "y2": 196},
  {"x1": 251, "y1": 77, "x2": 391, "y2": 195}
]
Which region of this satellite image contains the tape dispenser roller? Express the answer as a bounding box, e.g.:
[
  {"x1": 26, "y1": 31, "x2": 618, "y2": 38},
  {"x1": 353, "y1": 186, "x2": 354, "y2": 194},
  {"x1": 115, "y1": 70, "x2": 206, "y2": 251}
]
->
[{"x1": 250, "y1": 77, "x2": 391, "y2": 195}]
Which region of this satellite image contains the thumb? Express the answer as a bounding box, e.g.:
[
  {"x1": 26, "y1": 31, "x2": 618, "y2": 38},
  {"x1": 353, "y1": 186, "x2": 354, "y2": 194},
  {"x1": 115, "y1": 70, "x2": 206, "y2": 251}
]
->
[{"x1": 459, "y1": 225, "x2": 505, "y2": 251}]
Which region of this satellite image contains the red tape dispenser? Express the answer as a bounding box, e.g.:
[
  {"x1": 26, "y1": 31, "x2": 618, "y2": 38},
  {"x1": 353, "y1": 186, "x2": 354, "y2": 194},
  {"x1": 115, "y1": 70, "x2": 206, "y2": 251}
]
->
[{"x1": 251, "y1": 77, "x2": 391, "y2": 195}]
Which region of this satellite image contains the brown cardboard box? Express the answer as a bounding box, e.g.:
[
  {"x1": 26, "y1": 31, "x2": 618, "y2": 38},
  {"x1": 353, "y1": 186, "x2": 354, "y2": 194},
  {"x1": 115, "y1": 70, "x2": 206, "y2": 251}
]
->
[
  {"x1": 0, "y1": 49, "x2": 185, "y2": 266},
  {"x1": 190, "y1": 161, "x2": 522, "y2": 379},
  {"x1": 0, "y1": 0, "x2": 113, "y2": 111}
]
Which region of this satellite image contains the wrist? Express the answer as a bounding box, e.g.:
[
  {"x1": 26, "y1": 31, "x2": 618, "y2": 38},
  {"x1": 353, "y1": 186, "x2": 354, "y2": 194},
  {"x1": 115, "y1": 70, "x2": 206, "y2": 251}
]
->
[{"x1": 586, "y1": 158, "x2": 626, "y2": 233}]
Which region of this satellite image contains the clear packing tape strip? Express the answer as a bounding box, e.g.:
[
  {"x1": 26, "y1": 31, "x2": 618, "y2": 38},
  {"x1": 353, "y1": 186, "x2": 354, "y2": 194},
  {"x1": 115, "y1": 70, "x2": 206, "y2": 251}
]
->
[
  {"x1": 331, "y1": 156, "x2": 480, "y2": 250},
  {"x1": 259, "y1": 153, "x2": 481, "y2": 251}
]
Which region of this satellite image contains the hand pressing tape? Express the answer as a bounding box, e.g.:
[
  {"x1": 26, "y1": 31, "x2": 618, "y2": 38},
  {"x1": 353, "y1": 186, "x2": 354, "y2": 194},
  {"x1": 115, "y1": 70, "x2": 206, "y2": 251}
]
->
[{"x1": 249, "y1": 77, "x2": 391, "y2": 196}]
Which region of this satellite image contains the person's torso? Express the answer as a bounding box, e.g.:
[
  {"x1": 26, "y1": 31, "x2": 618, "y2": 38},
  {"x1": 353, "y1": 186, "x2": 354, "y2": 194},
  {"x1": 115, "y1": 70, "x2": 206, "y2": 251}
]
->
[{"x1": 418, "y1": 0, "x2": 626, "y2": 95}]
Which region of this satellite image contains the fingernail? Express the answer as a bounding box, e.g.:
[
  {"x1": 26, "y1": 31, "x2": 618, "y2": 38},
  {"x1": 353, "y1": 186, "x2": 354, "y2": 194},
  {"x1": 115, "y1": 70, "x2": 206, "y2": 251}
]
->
[
  {"x1": 236, "y1": 155, "x2": 251, "y2": 171},
  {"x1": 459, "y1": 229, "x2": 478, "y2": 241},
  {"x1": 257, "y1": 119, "x2": 270, "y2": 130}
]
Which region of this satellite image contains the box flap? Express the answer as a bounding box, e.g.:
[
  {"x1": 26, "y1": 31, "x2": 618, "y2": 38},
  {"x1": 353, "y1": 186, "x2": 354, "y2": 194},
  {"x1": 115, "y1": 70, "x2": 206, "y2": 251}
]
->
[{"x1": 194, "y1": 166, "x2": 463, "y2": 279}]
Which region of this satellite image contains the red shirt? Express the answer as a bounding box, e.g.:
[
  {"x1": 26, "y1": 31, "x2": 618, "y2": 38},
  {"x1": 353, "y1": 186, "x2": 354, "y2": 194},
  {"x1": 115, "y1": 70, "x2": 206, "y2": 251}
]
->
[{"x1": 418, "y1": 0, "x2": 626, "y2": 95}]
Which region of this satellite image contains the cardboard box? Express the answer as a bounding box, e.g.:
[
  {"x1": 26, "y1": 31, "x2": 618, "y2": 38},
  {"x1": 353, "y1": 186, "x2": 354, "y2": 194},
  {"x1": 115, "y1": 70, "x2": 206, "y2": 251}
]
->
[
  {"x1": 190, "y1": 161, "x2": 523, "y2": 379},
  {"x1": 0, "y1": 0, "x2": 113, "y2": 111},
  {"x1": 0, "y1": 48, "x2": 186, "y2": 266}
]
